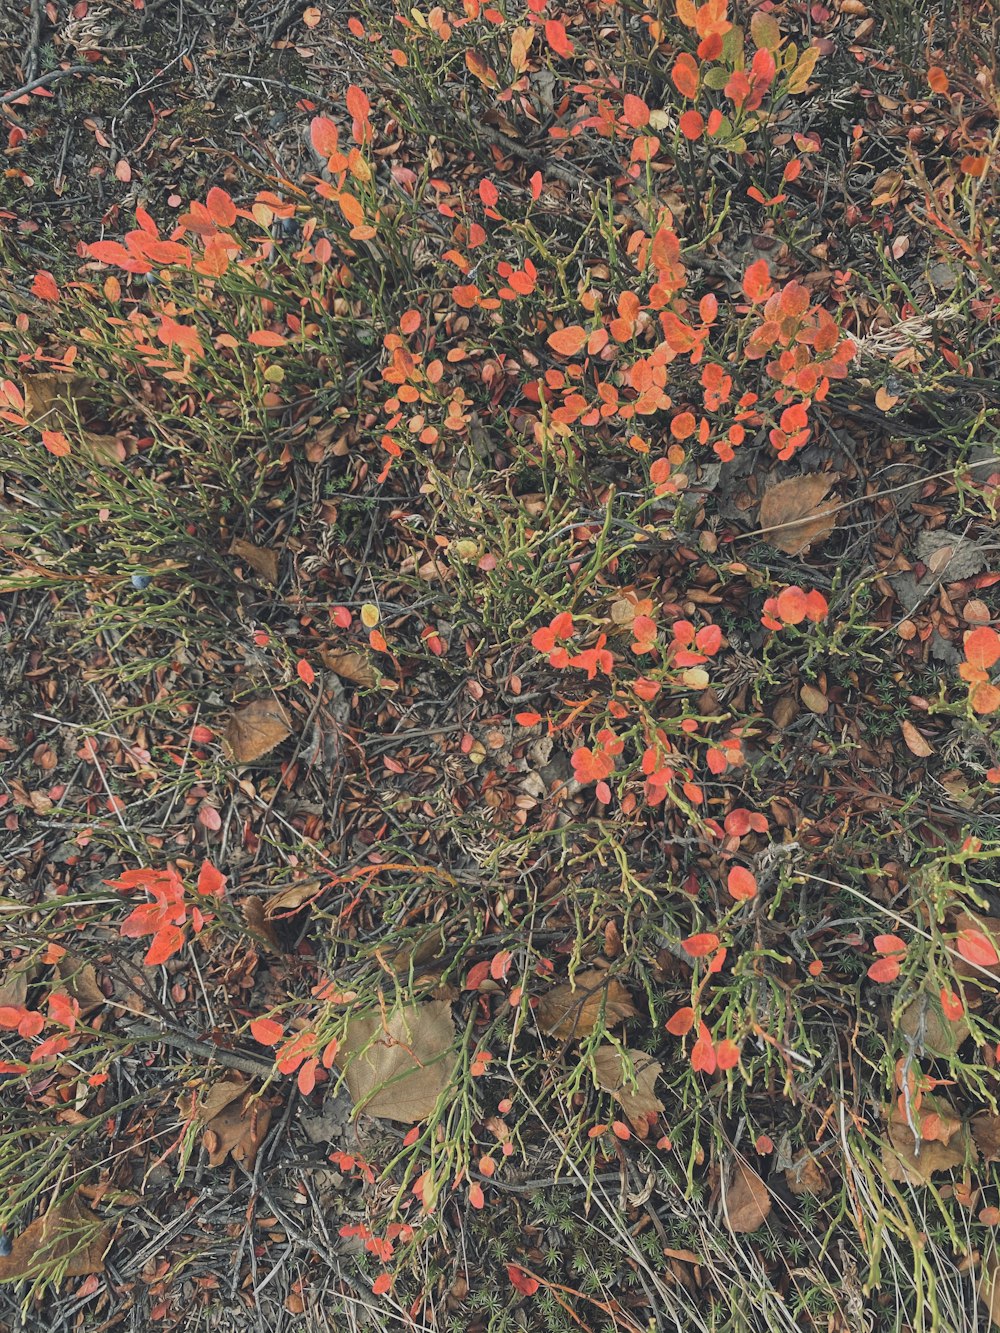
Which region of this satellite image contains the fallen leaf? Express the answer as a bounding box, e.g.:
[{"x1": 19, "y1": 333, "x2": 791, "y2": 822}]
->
[
  {"x1": 758, "y1": 473, "x2": 838, "y2": 555},
  {"x1": 722, "y1": 1159, "x2": 771, "y2": 1233},
  {"x1": 229, "y1": 538, "x2": 279, "y2": 584},
  {"x1": 223, "y1": 700, "x2": 292, "y2": 763},
  {"x1": 953, "y1": 912, "x2": 1000, "y2": 982},
  {"x1": 22, "y1": 375, "x2": 122, "y2": 465},
  {"x1": 973, "y1": 1113, "x2": 1000, "y2": 1162},
  {"x1": 799, "y1": 683, "x2": 829, "y2": 714},
  {"x1": 784, "y1": 1150, "x2": 829, "y2": 1197},
  {"x1": 336, "y1": 1000, "x2": 457, "y2": 1123},
  {"x1": 901, "y1": 719, "x2": 934, "y2": 757},
  {"x1": 0, "y1": 1195, "x2": 111, "y2": 1281},
  {"x1": 593, "y1": 1046, "x2": 664, "y2": 1133},
  {"x1": 264, "y1": 880, "x2": 323, "y2": 916},
  {"x1": 0, "y1": 959, "x2": 36, "y2": 1009},
  {"x1": 898, "y1": 985, "x2": 970, "y2": 1057},
  {"x1": 871, "y1": 168, "x2": 904, "y2": 208},
  {"x1": 881, "y1": 1098, "x2": 973, "y2": 1184},
  {"x1": 241, "y1": 897, "x2": 283, "y2": 951},
  {"x1": 55, "y1": 955, "x2": 105, "y2": 1014},
  {"x1": 195, "y1": 1079, "x2": 272, "y2": 1168},
  {"x1": 979, "y1": 1252, "x2": 1000, "y2": 1328},
  {"x1": 536, "y1": 969, "x2": 637, "y2": 1041},
  {"x1": 318, "y1": 648, "x2": 376, "y2": 687}
]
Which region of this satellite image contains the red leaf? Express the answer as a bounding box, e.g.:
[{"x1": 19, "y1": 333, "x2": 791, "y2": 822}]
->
[
  {"x1": 464, "y1": 960, "x2": 492, "y2": 990},
  {"x1": 507, "y1": 1264, "x2": 540, "y2": 1297},
  {"x1": 515, "y1": 711, "x2": 542, "y2": 726},
  {"x1": 248, "y1": 330, "x2": 287, "y2": 347},
  {"x1": 727, "y1": 866, "x2": 757, "y2": 901},
  {"x1": 206, "y1": 186, "x2": 237, "y2": 227},
  {"x1": 622, "y1": 94, "x2": 649, "y2": 129},
  {"x1": 873, "y1": 933, "x2": 906, "y2": 955},
  {"x1": 479, "y1": 178, "x2": 499, "y2": 207},
  {"x1": 469, "y1": 1182, "x2": 485, "y2": 1209},
  {"x1": 867, "y1": 957, "x2": 900, "y2": 983},
  {"x1": 547, "y1": 325, "x2": 589, "y2": 357},
  {"x1": 665, "y1": 1006, "x2": 695, "y2": 1035},
  {"x1": 310, "y1": 116, "x2": 339, "y2": 158},
  {"x1": 691, "y1": 1025, "x2": 717, "y2": 1073},
  {"x1": 544, "y1": 19, "x2": 574, "y2": 56},
  {"x1": 372, "y1": 1273, "x2": 393, "y2": 1296},
  {"x1": 197, "y1": 861, "x2": 226, "y2": 896},
  {"x1": 297, "y1": 658, "x2": 316, "y2": 686},
  {"x1": 31, "y1": 271, "x2": 60, "y2": 303},
  {"x1": 742, "y1": 259, "x2": 773, "y2": 302},
  {"x1": 671, "y1": 53, "x2": 700, "y2": 99},
  {"x1": 144, "y1": 925, "x2": 186, "y2": 966},
  {"x1": 683, "y1": 932, "x2": 720, "y2": 957},
  {"x1": 346, "y1": 84, "x2": 371, "y2": 124},
  {"x1": 957, "y1": 928, "x2": 1000, "y2": 969},
  {"x1": 250, "y1": 1017, "x2": 284, "y2": 1045}
]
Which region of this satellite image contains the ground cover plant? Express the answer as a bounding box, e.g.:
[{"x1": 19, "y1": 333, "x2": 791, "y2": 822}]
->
[{"x1": 1, "y1": 0, "x2": 1000, "y2": 1328}]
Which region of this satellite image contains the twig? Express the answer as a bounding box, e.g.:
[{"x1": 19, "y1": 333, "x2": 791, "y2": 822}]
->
[
  {"x1": 1, "y1": 63, "x2": 92, "y2": 106},
  {"x1": 23, "y1": 0, "x2": 43, "y2": 85},
  {"x1": 125, "y1": 1022, "x2": 274, "y2": 1078}
]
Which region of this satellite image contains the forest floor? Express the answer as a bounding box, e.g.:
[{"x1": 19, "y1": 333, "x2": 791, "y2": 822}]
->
[{"x1": 1, "y1": 0, "x2": 1000, "y2": 1330}]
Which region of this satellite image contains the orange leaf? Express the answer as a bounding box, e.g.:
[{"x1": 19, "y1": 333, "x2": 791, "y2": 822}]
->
[
  {"x1": 144, "y1": 925, "x2": 185, "y2": 966},
  {"x1": 544, "y1": 19, "x2": 574, "y2": 56},
  {"x1": 727, "y1": 866, "x2": 757, "y2": 901},
  {"x1": 346, "y1": 84, "x2": 371, "y2": 124},
  {"x1": 206, "y1": 187, "x2": 237, "y2": 227},
  {"x1": 310, "y1": 116, "x2": 339, "y2": 158},
  {"x1": 927, "y1": 66, "x2": 949, "y2": 93},
  {"x1": 957, "y1": 928, "x2": 1000, "y2": 969},
  {"x1": 682, "y1": 932, "x2": 720, "y2": 957},
  {"x1": 867, "y1": 957, "x2": 900, "y2": 983},
  {"x1": 547, "y1": 325, "x2": 589, "y2": 357},
  {"x1": 250, "y1": 1017, "x2": 284, "y2": 1046},
  {"x1": 671, "y1": 53, "x2": 700, "y2": 99},
  {"x1": 665, "y1": 1006, "x2": 695, "y2": 1035},
  {"x1": 742, "y1": 258, "x2": 773, "y2": 302},
  {"x1": 297, "y1": 658, "x2": 316, "y2": 686},
  {"x1": 964, "y1": 627, "x2": 1000, "y2": 671},
  {"x1": 248, "y1": 330, "x2": 287, "y2": 347}
]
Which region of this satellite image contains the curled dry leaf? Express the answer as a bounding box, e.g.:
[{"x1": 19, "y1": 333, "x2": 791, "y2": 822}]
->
[
  {"x1": 881, "y1": 1098, "x2": 974, "y2": 1184},
  {"x1": 223, "y1": 699, "x2": 292, "y2": 763},
  {"x1": 900, "y1": 719, "x2": 934, "y2": 757},
  {"x1": 536, "y1": 969, "x2": 637, "y2": 1041},
  {"x1": 318, "y1": 648, "x2": 376, "y2": 687},
  {"x1": 195, "y1": 1079, "x2": 272, "y2": 1168},
  {"x1": 722, "y1": 1159, "x2": 771, "y2": 1233},
  {"x1": 758, "y1": 473, "x2": 839, "y2": 555},
  {"x1": 229, "y1": 537, "x2": 279, "y2": 585},
  {"x1": 593, "y1": 1046, "x2": 664, "y2": 1133},
  {"x1": 241, "y1": 896, "x2": 283, "y2": 951},
  {"x1": 264, "y1": 880, "x2": 323, "y2": 917},
  {"x1": 0, "y1": 1195, "x2": 111, "y2": 1281},
  {"x1": 336, "y1": 1000, "x2": 457, "y2": 1123}
]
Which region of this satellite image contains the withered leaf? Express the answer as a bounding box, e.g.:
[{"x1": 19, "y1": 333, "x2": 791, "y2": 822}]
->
[
  {"x1": 195, "y1": 1079, "x2": 272, "y2": 1168},
  {"x1": 593, "y1": 1046, "x2": 664, "y2": 1133},
  {"x1": 900, "y1": 719, "x2": 934, "y2": 757},
  {"x1": 881, "y1": 1099, "x2": 974, "y2": 1184},
  {"x1": 784, "y1": 1150, "x2": 829, "y2": 1198},
  {"x1": 241, "y1": 896, "x2": 283, "y2": 951},
  {"x1": 264, "y1": 880, "x2": 323, "y2": 917},
  {"x1": 318, "y1": 648, "x2": 376, "y2": 688},
  {"x1": 22, "y1": 375, "x2": 122, "y2": 465},
  {"x1": 722, "y1": 1160, "x2": 771, "y2": 1233},
  {"x1": 758, "y1": 473, "x2": 838, "y2": 555},
  {"x1": 799, "y1": 683, "x2": 829, "y2": 715},
  {"x1": 537, "y1": 969, "x2": 637, "y2": 1041},
  {"x1": 336, "y1": 1000, "x2": 457, "y2": 1123},
  {"x1": 0, "y1": 1195, "x2": 111, "y2": 1281},
  {"x1": 229, "y1": 537, "x2": 279, "y2": 585},
  {"x1": 223, "y1": 699, "x2": 292, "y2": 763},
  {"x1": 898, "y1": 984, "x2": 970, "y2": 1057},
  {"x1": 0, "y1": 958, "x2": 36, "y2": 1009},
  {"x1": 55, "y1": 955, "x2": 105, "y2": 1015},
  {"x1": 973, "y1": 1113, "x2": 1000, "y2": 1163}
]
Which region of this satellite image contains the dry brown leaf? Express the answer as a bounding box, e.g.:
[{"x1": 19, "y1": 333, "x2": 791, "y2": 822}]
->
[
  {"x1": 881, "y1": 1099, "x2": 974, "y2": 1184},
  {"x1": 264, "y1": 881, "x2": 323, "y2": 916},
  {"x1": 223, "y1": 700, "x2": 292, "y2": 763},
  {"x1": 336, "y1": 1001, "x2": 457, "y2": 1123},
  {"x1": 0, "y1": 958, "x2": 36, "y2": 1009},
  {"x1": 537, "y1": 969, "x2": 637, "y2": 1041},
  {"x1": 799, "y1": 683, "x2": 829, "y2": 715},
  {"x1": 196, "y1": 1079, "x2": 272, "y2": 1168},
  {"x1": 22, "y1": 375, "x2": 122, "y2": 465},
  {"x1": 241, "y1": 897, "x2": 283, "y2": 951},
  {"x1": 593, "y1": 1046, "x2": 664, "y2": 1133},
  {"x1": 55, "y1": 955, "x2": 105, "y2": 1015},
  {"x1": 318, "y1": 648, "x2": 376, "y2": 687},
  {"x1": 722, "y1": 1160, "x2": 771, "y2": 1233},
  {"x1": 229, "y1": 538, "x2": 279, "y2": 585},
  {"x1": 784, "y1": 1150, "x2": 829, "y2": 1197},
  {"x1": 973, "y1": 1113, "x2": 1000, "y2": 1162},
  {"x1": 980, "y1": 1252, "x2": 1000, "y2": 1328},
  {"x1": 0, "y1": 1195, "x2": 111, "y2": 1281},
  {"x1": 898, "y1": 985, "x2": 970, "y2": 1057},
  {"x1": 758, "y1": 473, "x2": 838, "y2": 555},
  {"x1": 901, "y1": 719, "x2": 934, "y2": 757}
]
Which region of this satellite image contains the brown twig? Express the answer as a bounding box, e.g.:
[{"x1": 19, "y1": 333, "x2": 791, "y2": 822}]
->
[
  {"x1": 125, "y1": 1022, "x2": 274, "y2": 1078},
  {"x1": 1, "y1": 63, "x2": 92, "y2": 107}
]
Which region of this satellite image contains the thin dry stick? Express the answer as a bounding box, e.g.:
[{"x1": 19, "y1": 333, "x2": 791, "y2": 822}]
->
[{"x1": 1, "y1": 63, "x2": 92, "y2": 106}]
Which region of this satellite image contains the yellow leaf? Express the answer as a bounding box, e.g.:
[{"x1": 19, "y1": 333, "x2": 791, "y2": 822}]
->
[{"x1": 786, "y1": 44, "x2": 820, "y2": 93}]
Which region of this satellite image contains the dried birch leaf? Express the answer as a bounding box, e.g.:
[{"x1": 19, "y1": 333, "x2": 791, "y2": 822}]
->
[
  {"x1": 336, "y1": 1001, "x2": 457, "y2": 1123},
  {"x1": 758, "y1": 473, "x2": 838, "y2": 555},
  {"x1": 223, "y1": 700, "x2": 292, "y2": 763},
  {"x1": 0, "y1": 1195, "x2": 111, "y2": 1281},
  {"x1": 593, "y1": 1046, "x2": 664, "y2": 1132},
  {"x1": 537, "y1": 970, "x2": 637, "y2": 1041},
  {"x1": 722, "y1": 1160, "x2": 772, "y2": 1233}
]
